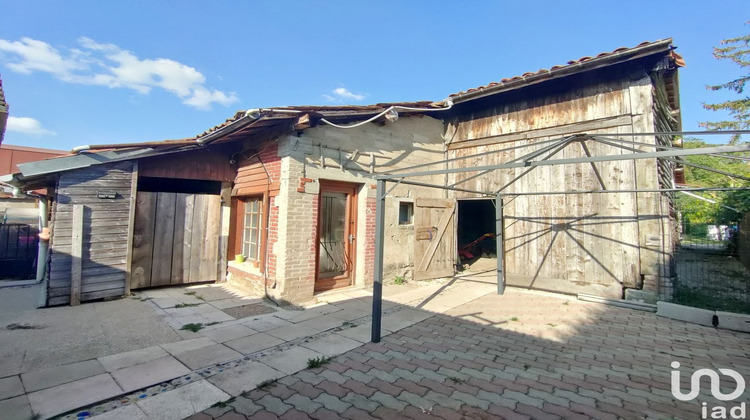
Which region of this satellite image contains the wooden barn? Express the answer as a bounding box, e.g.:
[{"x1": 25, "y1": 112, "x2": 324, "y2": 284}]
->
[
  {"x1": 438, "y1": 39, "x2": 684, "y2": 299},
  {"x1": 9, "y1": 39, "x2": 683, "y2": 306}
]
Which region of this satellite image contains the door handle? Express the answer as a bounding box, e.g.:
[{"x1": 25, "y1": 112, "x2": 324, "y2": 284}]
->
[{"x1": 349, "y1": 234, "x2": 355, "y2": 244}]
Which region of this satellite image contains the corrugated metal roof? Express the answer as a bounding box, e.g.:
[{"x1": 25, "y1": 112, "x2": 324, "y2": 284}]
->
[{"x1": 450, "y1": 39, "x2": 683, "y2": 102}]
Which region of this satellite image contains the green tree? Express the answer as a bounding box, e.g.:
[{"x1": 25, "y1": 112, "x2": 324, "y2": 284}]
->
[
  {"x1": 676, "y1": 138, "x2": 750, "y2": 224},
  {"x1": 700, "y1": 24, "x2": 750, "y2": 144}
]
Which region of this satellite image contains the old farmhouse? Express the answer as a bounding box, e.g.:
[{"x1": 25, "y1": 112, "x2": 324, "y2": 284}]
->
[{"x1": 8, "y1": 39, "x2": 683, "y2": 306}]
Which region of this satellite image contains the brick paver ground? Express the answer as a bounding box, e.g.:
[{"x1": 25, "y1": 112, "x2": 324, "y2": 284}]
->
[{"x1": 192, "y1": 289, "x2": 750, "y2": 419}]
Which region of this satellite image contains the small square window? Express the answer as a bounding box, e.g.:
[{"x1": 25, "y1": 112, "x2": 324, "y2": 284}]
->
[{"x1": 398, "y1": 202, "x2": 413, "y2": 225}]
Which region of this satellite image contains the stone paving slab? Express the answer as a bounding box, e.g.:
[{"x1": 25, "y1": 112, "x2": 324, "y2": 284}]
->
[
  {"x1": 89, "y1": 403, "x2": 149, "y2": 420},
  {"x1": 98, "y1": 345, "x2": 169, "y2": 372},
  {"x1": 203, "y1": 311, "x2": 236, "y2": 323},
  {"x1": 327, "y1": 307, "x2": 370, "y2": 322},
  {"x1": 110, "y1": 355, "x2": 191, "y2": 393},
  {"x1": 336, "y1": 323, "x2": 383, "y2": 343},
  {"x1": 201, "y1": 324, "x2": 258, "y2": 343},
  {"x1": 300, "y1": 332, "x2": 364, "y2": 357},
  {"x1": 260, "y1": 346, "x2": 326, "y2": 375},
  {"x1": 27, "y1": 373, "x2": 123, "y2": 419},
  {"x1": 265, "y1": 322, "x2": 323, "y2": 342},
  {"x1": 0, "y1": 375, "x2": 24, "y2": 400},
  {"x1": 0, "y1": 394, "x2": 32, "y2": 420},
  {"x1": 275, "y1": 304, "x2": 342, "y2": 324},
  {"x1": 136, "y1": 379, "x2": 229, "y2": 420},
  {"x1": 381, "y1": 308, "x2": 434, "y2": 332},
  {"x1": 224, "y1": 332, "x2": 285, "y2": 355},
  {"x1": 207, "y1": 361, "x2": 285, "y2": 396},
  {"x1": 160, "y1": 336, "x2": 216, "y2": 356},
  {"x1": 173, "y1": 343, "x2": 243, "y2": 371},
  {"x1": 21, "y1": 359, "x2": 106, "y2": 393},
  {"x1": 208, "y1": 298, "x2": 250, "y2": 310}
]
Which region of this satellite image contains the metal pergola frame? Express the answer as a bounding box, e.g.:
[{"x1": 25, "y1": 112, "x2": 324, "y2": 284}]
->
[{"x1": 369, "y1": 131, "x2": 750, "y2": 342}]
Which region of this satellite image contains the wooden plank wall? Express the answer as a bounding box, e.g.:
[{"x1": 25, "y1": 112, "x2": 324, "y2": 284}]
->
[
  {"x1": 130, "y1": 191, "x2": 221, "y2": 289},
  {"x1": 138, "y1": 149, "x2": 234, "y2": 182},
  {"x1": 48, "y1": 162, "x2": 134, "y2": 305},
  {"x1": 413, "y1": 198, "x2": 456, "y2": 280},
  {"x1": 232, "y1": 157, "x2": 275, "y2": 196},
  {"x1": 445, "y1": 76, "x2": 668, "y2": 298}
]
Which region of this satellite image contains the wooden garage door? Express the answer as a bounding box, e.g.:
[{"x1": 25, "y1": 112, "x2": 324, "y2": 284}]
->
[
  {"x1": 414, "y1": 198, "x2": 457, "y2": 280},
  {"x1": 130, "y1": 191, "x2": 221, "y2": 289}
]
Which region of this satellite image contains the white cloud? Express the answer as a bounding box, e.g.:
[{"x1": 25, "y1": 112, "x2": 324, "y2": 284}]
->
[
  {"x1": 7, "y1": 117, "x2": 57, "y2": 136},
  {"x1": 324, "y1": 87, "x2": 365, "y2": 102},
  {"x1": 0, "y1": 37, "x2": 85, "y2": 79},
  {"x1": 0, "y1": 37, "x2": 238, "y2": 110}
]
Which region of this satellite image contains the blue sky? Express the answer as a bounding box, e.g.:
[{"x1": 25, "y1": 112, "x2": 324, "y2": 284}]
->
[{"x1": 0, "y1": 1, "x2": 747, "y2": 150}]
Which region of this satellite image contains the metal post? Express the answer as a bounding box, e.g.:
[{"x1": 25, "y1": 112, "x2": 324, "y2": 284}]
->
[
  {"x1": 371, "y1": 179, "x2": 387, "y2": 342},
  {"x1": 495, "y1": 194, "x2": 505, "y2": 295}
]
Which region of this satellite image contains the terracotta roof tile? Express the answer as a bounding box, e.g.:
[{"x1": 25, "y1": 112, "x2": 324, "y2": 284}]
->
[{"x1": 450, "y1": 39, "x2": 680, "y2": 99}]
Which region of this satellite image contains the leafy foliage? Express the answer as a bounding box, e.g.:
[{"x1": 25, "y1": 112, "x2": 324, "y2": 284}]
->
[
  {"x1": 179, "y1": 322, "x2": 204, "y2": 332},
  {"x1": 676, "y1": 138, "x2": 750, "y2": 223},
  {"x1": 306, "y1": 356, "x2": 332, "y2": 368},
  {"x1": 700, "y1": 24, "x2": 750, "y2": 144}
]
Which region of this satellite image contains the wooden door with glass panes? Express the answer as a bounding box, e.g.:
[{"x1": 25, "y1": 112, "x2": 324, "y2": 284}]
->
[{"x1": 316, "y1": 181, "x2": 358, "y2": 292}]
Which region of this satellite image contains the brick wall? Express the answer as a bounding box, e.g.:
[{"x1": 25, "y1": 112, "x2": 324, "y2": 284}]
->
[
  {"x1": 258, "y1": 144, "x2": 281, "y2": 180},
  {"x1": 228, "y1": 141, "x2": 282, "y2": 291},
  {"x1": 266, "y1": 196, "x2": 279, "y2": 280},
  {"x1": 226, "y1": 265, "x2": 268, "y2": 296},
  {"x1": 278, "y1": 180, "x2": 319, "y2": 303},
  {"x1": 363, "y1": 194, "x2": 376, "y2": 285}
]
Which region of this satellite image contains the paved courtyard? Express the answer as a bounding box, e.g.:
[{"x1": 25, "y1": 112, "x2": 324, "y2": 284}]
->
[
  {"x1": 0, "y1": 266, "x2": 748, "y2": 419},
  {"x1": 190, "y1": 288, "x2": 750, "y2": 420}
]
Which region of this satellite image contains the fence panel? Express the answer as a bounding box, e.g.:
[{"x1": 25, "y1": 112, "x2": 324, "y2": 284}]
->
[
  {"x1": 673, "y1": 219, "x2": 750, "y2": 314},
  {"x1": 0, "y1": 223, "x2": 39, "y2": 279}
]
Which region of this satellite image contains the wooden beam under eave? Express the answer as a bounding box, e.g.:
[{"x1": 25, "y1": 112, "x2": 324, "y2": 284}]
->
[{"x1": 294, "y1": 114, "x2": 311, "y2": 131}]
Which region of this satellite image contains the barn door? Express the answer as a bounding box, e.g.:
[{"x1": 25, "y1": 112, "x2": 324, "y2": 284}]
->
[
  {"x1": 413, "y1": 198, "x2": 457, "y2": 280},
  {"x1": 130, "y1": 191, "x2": 221, "y2": 289}
]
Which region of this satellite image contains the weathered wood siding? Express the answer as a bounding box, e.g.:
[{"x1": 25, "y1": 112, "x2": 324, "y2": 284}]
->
[
  {"x1": 130, "y1": 191, "x2": 221, "y2": 289},
  {"x1": 445, "y1": 75, "x2": 673, "y2": 297},
  {"x1": 48, "y1": 162, "x2": 134, "y2": 305},
  {"x1": 232, "y1": 155, "x2": 278, "y2": 197},
  {"x1": 138, "y1": 149, "x2": 234, "y2": 182}
]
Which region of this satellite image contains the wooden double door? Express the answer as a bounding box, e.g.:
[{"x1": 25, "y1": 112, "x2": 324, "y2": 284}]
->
[{"x1": 130, "y1": 191, "x2": 221, "y2": 289}]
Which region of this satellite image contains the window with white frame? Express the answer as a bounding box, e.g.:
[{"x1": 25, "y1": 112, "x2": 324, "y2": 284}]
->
[{"x1": 241, "y1": 197, "x2": 262, "y2": 261}]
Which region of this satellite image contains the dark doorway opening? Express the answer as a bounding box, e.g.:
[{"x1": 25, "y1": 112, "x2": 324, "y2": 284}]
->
[{"x1": 457, "y1": 199, "x2": 496, "y2": 261}]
